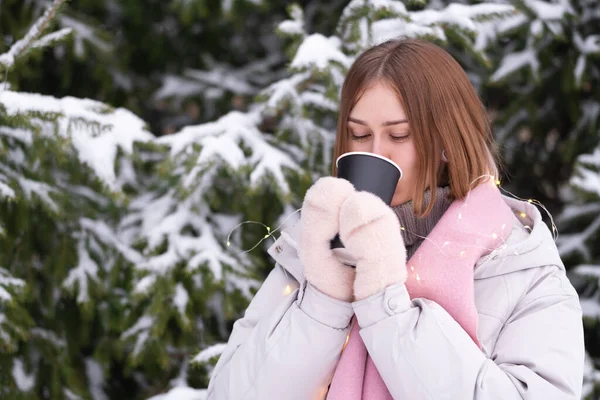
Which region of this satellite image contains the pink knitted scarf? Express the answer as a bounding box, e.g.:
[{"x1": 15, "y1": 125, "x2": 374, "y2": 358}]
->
[{"x1": 326, "y1": 181, "x2": 515, "y2": 399}]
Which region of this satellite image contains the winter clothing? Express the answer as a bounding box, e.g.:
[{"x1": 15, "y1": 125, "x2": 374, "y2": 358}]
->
[
  {"x1": 299, "y1": 177, "x2": 357, "y2": 302},
  {"x1": 206, "y1": 182, "x2": 585, "y2": 400},
  {"x1": 327, "y1": 180, "x2": 515, "y2": 399},
  {"x1": 338, "y1": 190, "x2": 408, "y2": 301},
  {"x1": 391, "y1": 186, "x2": 452, "y2": 259}
]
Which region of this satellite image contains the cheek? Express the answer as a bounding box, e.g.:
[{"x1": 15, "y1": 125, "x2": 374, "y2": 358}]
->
[
  {"x1": 391, "y1": 147, "x2": 418, "y2": 183},
  {"x1": 391, "y1": 148, "x2": 417, "y2": 172}
]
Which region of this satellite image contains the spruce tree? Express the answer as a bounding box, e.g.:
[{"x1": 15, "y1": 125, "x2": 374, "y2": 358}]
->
[
  {"x1": 557, "y1": 146, "x2": 600, "y2": 399},
  {"x1": 476, "y1": 0, "x2": 600, "y2": 209},
  {"x1": 1, "y1": 0, "x2": 303, "y2": 134},
  {"x1": 1, "y1": 1, "x2": 153, "y2": 398}
]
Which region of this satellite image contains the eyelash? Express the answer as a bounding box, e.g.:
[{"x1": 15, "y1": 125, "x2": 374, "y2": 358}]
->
[{"x1": 350, "y1": 133, "x2": 410, "y2": 143}]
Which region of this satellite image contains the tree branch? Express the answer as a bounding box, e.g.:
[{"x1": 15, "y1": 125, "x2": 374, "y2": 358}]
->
[{"x1": 0, "y1": 0, "x2": 69, "y2": 71}]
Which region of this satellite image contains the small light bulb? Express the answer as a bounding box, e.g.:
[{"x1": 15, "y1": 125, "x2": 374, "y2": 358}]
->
[
  {"x1": 460, "y1": 250, "x2": 466, "y2": 257},
  {"x1": 400, "y1": 226, "x2": 405, "y2": 231},
  {"x1": 283, "y1": 285, "x2": 292, "y2": 295},
  {"x1": 495, "y1": 179, "x2": 501, "y2": 186},
  {"x1": 226, "y1": 241, "x2": 231, "y2": 247},
  {"x1": 492, "y1": 233, "x2": 498, "y2": 239},
  {"x1": 519, "y1": 212, "x2": 527, "y2": 218}
]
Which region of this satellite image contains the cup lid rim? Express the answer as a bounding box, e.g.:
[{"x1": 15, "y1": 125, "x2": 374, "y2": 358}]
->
[{"x1": 335, "y1": 151, "x2": 402, "y2": 175}]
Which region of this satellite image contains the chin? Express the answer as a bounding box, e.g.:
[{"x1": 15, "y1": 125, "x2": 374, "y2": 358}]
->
[{"x1": 390, "y1": 194, "x2": 411, "y2": 207}]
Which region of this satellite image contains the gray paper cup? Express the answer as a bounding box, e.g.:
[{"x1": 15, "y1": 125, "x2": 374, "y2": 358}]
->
[{"x1": 330, "y1": 152, "x2": 402, "y2": 266}]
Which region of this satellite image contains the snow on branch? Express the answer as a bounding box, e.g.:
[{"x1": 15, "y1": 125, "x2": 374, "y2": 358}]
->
[
  {"x1": 0, "y1": 163, "x2": 59, "y2": 212},
  {"x1": 572, "y1": 147, "x2": 600, "y2": 197},
  {"x1": 277, "y1": 4, "x2": 305, "y2": 37},
  {"x1": 409, "y1": 3, "x2": 516, "y2": 33},
  {"x1": 557, "y1": 213, "x2": 600, "y2": 260},
  {"x1": 30, "y1": 28, "x2": 73, "y2": 50},
  {"x1": 291, "y1": 34, "x2": 351, "y2": 71},
  {"x1": 558, "y1": 202, "x2": 600, "y2": 223},
  {"x1": 574, "y1": 264, "x2": 600, "y2": 282},
  {"x1": 0, "y1": 91, "x2": 153, "y2": 191},
  {"x1": 524, "y1": 0, "x2": 574, "y2": 20},
  {"x1": 487, "y1": 0, "x2": 583, "y2": 82},
  {"x1": 0, "y1": 267, "x2": 27, "y2": 351},
  {"x1": 79, "y1": 218, "x2": 144, "y2": 264},
  {"x1": 59, "y1": 15, "x2": 112, "y2": 57},
  {"x1": 153, "y1": 44, "x2": 285, "y2": 102},
  {"x1": 63, "y1": 220, "x2": 146, "y2": 304},
  {"x1": 580, "y1": 295, "x2": 600, "y2": 320},
  {"x1": 491, "y1": 49, "x2": 540, "y2": 83},
  {"x1": 63, "y1": 237, "x2": 100, "y2": 304},
  {"x1": 146, "y1": 387, "x2": 207, "y2": 400},
  {"x1": 0, "y1": 267, "x2": 26, "y2": 303},
  {"x1": 158, "y1": 110, "x2": 298, "y2": 195},
  {"x1": 130, "y1": 190, "x2": 244, "y2": 286},
  {"x1": 368, "y1": 1, "x2": 515, "y2": 46},
  {"x1": 121, "y1": 315, "x2": 155, "y2": 358},
  {"x1": 583, "y1": 352, "x2": 600, "y2": 399},
  {"x1": 0, "y1": 0, "x2": 70, "y2": 71},
  {"x1": 11, "y1": 358, "x2": 35, "y2": 392},
  {"x1": 191, "y1": 343, "x2": 227, "y2": 364}
]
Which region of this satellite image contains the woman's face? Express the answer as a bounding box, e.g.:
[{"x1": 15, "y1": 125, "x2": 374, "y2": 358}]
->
[{"x1": 347, "y1": 81, "x2": 418, "y2": 206}]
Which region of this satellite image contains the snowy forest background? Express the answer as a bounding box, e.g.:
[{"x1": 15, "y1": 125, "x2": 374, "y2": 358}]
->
[{"x1": 1, "y1": 0, "x2": 599, "y2": 399}]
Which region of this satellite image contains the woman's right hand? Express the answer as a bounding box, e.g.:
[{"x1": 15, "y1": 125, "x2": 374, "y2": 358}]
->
[{"x1": 298, "y1": 177, "x2": 357, "y2": 302}]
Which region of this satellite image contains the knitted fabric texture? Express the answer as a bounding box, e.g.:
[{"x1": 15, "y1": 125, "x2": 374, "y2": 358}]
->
[{"x1": 391, "y1": 187, "x2": 452, "y2": 259}]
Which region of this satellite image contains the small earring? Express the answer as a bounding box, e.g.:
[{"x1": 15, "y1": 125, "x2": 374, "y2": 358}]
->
[{"x1": 441, "y1": 150, "x2": 448, "y2": 162}]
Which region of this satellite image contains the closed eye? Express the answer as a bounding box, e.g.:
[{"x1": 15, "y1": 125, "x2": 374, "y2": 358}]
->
[
  {"x1": 350, "y1": 133, "x2": 370, "y2": 142},
  {"x1": 391, "y1": 134, "x2": 410, "y2": 142}
]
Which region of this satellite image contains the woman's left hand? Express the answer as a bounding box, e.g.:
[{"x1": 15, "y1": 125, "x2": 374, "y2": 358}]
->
[{"x1": 339, "y1": 191, "x2": 408, "y2": 301}]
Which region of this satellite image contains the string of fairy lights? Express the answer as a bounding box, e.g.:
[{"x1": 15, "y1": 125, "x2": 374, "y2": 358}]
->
[
  {"x1": 224, "y1": 175, "x2": 560, "y2": 292},
  {"x1": 225, "y1": 175, "x2": 558, "y2": 261}
]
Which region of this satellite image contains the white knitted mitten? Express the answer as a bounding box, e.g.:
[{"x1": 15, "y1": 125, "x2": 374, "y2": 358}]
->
[
  {"x1": 338, "y1": 191, "x2": 407, "y2": 301},
  {"x1": 298, "y1": 177, "x2": 357, "y2": 302}
]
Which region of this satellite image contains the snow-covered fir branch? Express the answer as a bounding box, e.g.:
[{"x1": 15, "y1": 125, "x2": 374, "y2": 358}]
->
[
  {"x1": 0, "y1": 0, "x2": 71, "y2": 70},
  {"x1": 0, "y1": 91, "x2": 153, "y2": 191}
]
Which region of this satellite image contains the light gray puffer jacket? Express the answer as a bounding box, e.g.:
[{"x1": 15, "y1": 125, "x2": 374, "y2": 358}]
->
[{"x1": 206, "y1": 196, "x2": 585, "y2": 399}]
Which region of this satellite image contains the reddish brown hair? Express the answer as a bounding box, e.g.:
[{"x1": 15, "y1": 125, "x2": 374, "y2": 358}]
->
[{"x1": 332, "y1": 39, "x2": 500, "y2": 216}]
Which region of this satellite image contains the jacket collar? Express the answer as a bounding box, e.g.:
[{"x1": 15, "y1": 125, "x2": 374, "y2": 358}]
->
[{"x1": 473, "y1": 196, "x2": 564, "y2": 279}]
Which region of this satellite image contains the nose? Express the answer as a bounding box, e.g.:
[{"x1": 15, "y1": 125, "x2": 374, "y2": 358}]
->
[{"x1": 370, "y1": 136, "x2": 389, "y2": 159}]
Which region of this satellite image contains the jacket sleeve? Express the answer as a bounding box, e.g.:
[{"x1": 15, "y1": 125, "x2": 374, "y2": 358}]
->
[
  {"x1": 206, "y1": 262, "x2": 354, "y2": 400},
  {"x1": 352, "y1": 264, "x2": 585, "y2": 399}
]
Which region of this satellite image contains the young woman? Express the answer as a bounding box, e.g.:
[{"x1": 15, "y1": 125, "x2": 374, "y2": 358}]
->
[{"x1": 206, "y1": 39, "x2": 585, "y2": 399}]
